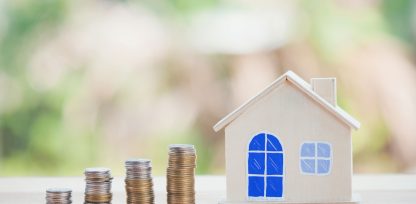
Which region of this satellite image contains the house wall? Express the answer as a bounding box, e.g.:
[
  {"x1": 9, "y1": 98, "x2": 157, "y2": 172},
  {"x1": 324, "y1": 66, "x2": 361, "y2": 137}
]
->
[{"x1": 224, "y1": 81, "x2": 352, "y2": 203}]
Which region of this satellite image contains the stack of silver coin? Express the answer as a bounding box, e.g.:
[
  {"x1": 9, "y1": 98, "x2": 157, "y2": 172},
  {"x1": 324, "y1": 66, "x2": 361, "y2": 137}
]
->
[
  {"x1": 46, "y1": 188, "x2": 72, "y2": 204},
  {"x1": 167, "y1": 144, "x2": 197, "y2": 204},
  {"x1": 84, "y1": 167, "x2": 113, "y2": 203},
  {"x1": 125, "y1": 159, "x2": 155, "y2": 204}
]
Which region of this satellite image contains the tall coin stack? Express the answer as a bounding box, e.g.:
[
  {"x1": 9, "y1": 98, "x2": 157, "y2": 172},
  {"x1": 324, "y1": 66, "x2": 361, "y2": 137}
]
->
[
  {"x1": 125, "y1": 159, "x2": 155, "y2": 204},
  {"x1": 46, "y1": 188, "x2": 72, "y2": 204},
  {"x1": 84, "y1": 167, "x2": 113, "y2": 204},
  {"x1": 167, "y1": 144, "x2": 197, "y2": 204}
]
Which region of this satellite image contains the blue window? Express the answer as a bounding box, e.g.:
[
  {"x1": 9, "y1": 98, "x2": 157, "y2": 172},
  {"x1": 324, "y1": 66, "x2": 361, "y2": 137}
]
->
[
  {"x1": 248, "y1": 153, "x2": 265, "y2": 174},
  {"x1": 300, "y1": 142, "x2": 331, "y2": 175},
  {"x1": 267, "y1": 153, "x2": 283, "y2": 175},
  {"x1": 248, "y1": 176, "x2": 264, "y2": 197},
  {"x1": 266, "y1": 177, "x2": 283, "y2": 197},
  {"x1": 248, "y1": 133, "x2": 283, "y2": 199}
]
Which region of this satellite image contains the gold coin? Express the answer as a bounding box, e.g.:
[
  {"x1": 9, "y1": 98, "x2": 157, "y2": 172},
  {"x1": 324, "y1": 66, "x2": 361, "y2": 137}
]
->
[
  {"x1": 166, "y1": 144, "x2": 197, "y2": 204},
  {"x1": 84, "y1": 167, "x2": 113, "y2": 204},
  {"x1": 125, "y1": 158, "x2": 155, "y2": 204}
]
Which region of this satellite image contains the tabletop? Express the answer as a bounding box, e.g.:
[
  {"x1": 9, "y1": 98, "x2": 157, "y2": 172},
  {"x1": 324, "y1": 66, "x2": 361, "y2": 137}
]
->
[{"x1": 0, "y1": 175, "x2": 415, "y2": 203}]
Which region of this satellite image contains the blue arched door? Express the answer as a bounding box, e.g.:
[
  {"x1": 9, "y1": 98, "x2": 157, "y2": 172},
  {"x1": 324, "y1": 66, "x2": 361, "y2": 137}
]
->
[{"x1": 247, "y1": 133, "x2": 283, "y2": 199}]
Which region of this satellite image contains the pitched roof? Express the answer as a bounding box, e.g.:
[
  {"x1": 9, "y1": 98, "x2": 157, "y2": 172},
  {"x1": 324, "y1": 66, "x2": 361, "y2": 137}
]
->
[{"x1": 213, "y1": 71, "x2": 361, "y2": 132}]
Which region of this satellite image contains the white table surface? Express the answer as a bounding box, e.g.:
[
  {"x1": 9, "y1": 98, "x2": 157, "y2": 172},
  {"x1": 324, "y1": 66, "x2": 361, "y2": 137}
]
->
[{"x1": 0, "y1": 175, "x2": 415, "y2": 203}]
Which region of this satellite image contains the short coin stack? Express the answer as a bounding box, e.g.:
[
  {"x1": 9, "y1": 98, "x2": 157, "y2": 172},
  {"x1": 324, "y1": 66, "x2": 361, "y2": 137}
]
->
[
  {"x1": 46, "y1": 188, "x2": 72, "y2": 204},
  {"x1": 167, "y1": 144, "x2": 197, "y2": 204},
  {"x1": 84, "y1": 167, "x2": 113, "y2": 203},
  {"x1": 125, "y1": 159, "x2": 155, "y2": 204}
]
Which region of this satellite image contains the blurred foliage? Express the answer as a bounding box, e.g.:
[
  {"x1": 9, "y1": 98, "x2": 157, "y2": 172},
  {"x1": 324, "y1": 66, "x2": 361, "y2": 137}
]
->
[
  {"x1": 0, "y1": 0, "x2": 67, "y2": 71},
  {"x1": 134, "y1": 0, "x2": 221, "y2": 19},
  {"x1": 0, "y1": 0, "x2": 70, "y2": 175},
  {"x1": 0, "y1": 0, "x2": 416, "y2": 176},
  {"x1": 382, "y1": 0, "x2": 415, "y2": 45}
]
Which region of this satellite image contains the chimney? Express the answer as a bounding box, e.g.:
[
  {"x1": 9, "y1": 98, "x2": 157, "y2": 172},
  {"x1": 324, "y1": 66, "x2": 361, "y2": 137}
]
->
[{"x1": 310, "y1": 78, "x2": 337, "y2": 106}]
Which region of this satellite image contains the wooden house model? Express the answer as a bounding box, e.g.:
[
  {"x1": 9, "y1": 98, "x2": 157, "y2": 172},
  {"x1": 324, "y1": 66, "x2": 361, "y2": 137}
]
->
[{"x1": 213, "y1": 71, "x2": 360, "y2": 204}]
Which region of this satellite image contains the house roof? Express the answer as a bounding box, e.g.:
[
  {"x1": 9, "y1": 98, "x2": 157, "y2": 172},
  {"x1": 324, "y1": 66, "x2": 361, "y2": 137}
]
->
[{"x1": 213, "y1": 71, "x2": 361, "y2": 132}]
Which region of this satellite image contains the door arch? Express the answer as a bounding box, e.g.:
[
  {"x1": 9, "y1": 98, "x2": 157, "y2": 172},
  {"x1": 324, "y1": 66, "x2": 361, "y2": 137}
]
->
[{"x1": 247, "y1": 133, "x2": 283, "y2": 199}]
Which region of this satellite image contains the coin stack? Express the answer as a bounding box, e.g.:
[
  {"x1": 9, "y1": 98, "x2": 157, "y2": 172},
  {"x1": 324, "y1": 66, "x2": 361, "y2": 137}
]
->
[
  {"x1": 84, "y1": 167, "x2": 113, "y2": 204},
  {"x1": 46, "y1": 188, "x2": 72, "y2": 204},
  {"x1": 125, "y1": 159, "x2": 155, "y2": 204},
  {"x1": 166, "y1": 144, "x2": 197, "y2": 204}
]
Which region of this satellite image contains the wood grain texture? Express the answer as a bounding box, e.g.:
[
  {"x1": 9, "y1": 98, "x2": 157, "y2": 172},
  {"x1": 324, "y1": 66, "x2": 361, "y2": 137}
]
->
[{"x1": 0, "y1": 175, "x2": 415, "y2": 204}]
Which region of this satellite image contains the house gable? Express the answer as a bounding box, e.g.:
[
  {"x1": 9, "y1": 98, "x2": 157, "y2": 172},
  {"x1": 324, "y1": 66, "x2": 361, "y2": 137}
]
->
[{"x1": 213, "y1": 71, "x2": 360, "y2": 132}]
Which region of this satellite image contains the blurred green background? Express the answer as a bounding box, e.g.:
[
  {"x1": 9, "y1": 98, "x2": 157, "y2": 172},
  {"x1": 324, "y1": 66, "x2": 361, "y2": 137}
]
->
[{"x1": 1, "y1": 0, "x2": 416, "y2": 176}]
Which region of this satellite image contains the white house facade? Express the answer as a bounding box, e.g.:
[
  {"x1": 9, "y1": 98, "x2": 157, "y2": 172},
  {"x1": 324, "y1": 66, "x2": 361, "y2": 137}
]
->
[{"x1": 214, "y1": 71, "x2": 360, "y2": 204}]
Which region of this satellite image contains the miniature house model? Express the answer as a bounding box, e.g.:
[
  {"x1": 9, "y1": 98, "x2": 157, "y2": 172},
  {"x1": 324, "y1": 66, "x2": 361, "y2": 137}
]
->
[{"x1": 213, "y1": 71, "x2": 360, "y2": 204}]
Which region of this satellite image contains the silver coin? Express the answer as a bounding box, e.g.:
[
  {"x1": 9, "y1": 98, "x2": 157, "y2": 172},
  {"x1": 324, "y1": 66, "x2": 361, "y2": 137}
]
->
[{"x1": 84, "y1": 167, "x2": 112, "y2": 203}]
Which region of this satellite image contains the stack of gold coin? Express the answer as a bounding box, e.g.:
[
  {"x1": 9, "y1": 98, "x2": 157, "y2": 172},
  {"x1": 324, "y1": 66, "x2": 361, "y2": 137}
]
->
[
  {"x1": 84, "y1": 167, "x2": 113, "y2": 204},
  {"x1": 46, "y1": 188, "x2": 72, "y2": 204},
  {"x1": 125, "y1": 159, "x2": 155, "y2": 204},
  {"x1": 167, "y1": 144, "x2": 197, "y2": 204}
]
